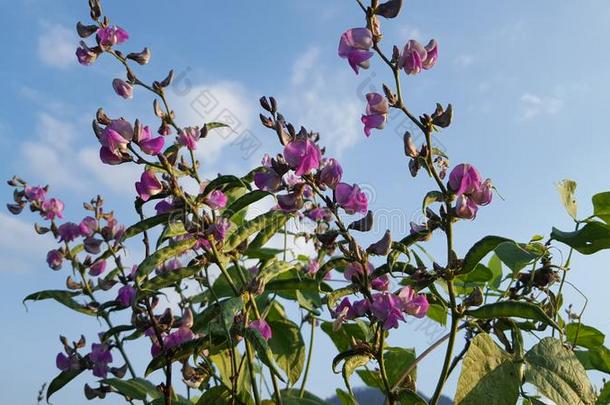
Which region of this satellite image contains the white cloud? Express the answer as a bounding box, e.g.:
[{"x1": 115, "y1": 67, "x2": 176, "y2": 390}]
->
[
  {"x1": 37, "y1": 24, "x2": 77, "y2": 69},
  {"x1": 454, "y1": 54, "x2": 474, "y2": 68},
  {"x1": 0, "y1": 213, "x2": 54, "y2": 272},
  {"x1": 292, "y1": 47, "x2": 321, "y2": 86},
  {"x1": 519, "y1": 92, "x2": 564, "y2": 120}
]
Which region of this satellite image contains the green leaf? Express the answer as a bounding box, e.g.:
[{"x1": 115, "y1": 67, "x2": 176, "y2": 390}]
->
[
  {"x1": 422, "y1": 190, "x2": 444, "y2": 213},
  {"x1": 281, "y1": 388, "x2": 329, "y2": 404},
  {"x1": 592, "y1": 192, "x2": 610, "y2": 224},
  {"x1": 140, "y1": 266, "x2": 201, "y2": 291},
  {"x1": 244, "y1": 328, "x2": 285, "y2": 382},
  {"x1": 223, "y1": 211, "x2": 288, "y2": 251},
  {"x1": 524, "y1": 337, "x2": 596, "y2": 405},
  {"x1": 566, "y1": 323, "x2": 605, "y2": 350},
  {"x1": 259, "y1": 260, "x2": 295, "y2": 284},
  {"x1": 597, "y1": 381, "x2": 610, "y2": 405},
  {"x1": 145, "y1": 337, "x2": 209, "y2": 376},
  {"x1": 464, "y1": 301, "x2": 558, "y2": 329},
  {"x1": 124, "y1": 212, "x2": 173, "y2": 239},
  {"x1": 456, "y1": 263, "x2": 493, "y2": 284},
  {"x1": 248, "y1": 215, "x2": 289, "y2": 250},
  {"x1": 397, "y1": 389, "x2": 427, "y2": 405},
  {"x1": 136, "y1": 238, "x2": 196, "y2": 283},
  {"x1": 335, "y1": 388, "x2": 358, "y2": 405},
  {"x1": 382, "y1": 347, "x2": 417, "y2": 390},
  {"x1": 487, "y1": 254, "x2": 504, "y2": 290},
  {"x1": 341, "y1": 354, "x2": 371, "y2": 393},
  {"x1": 224, "y1": 190, "x2": 272, "y2": 219},
  {"x1": 195, "y1": 385, "x2": 232, "y2": 405},
  {"x1": 101, "y1": 325, "x2": 136, "y2": 342},
  {"x1": 203, "y1": 175, "x2": 248, "y2": 197},
  {"x1": 47, "y1": 368, "x2": 84, "y2": 400},
  {"x1": 459, "y1": 236, "x2": 512, "y2": 275},
  {"x1": 320, "y1": 321, "x2": 370, "y2": 352},
  {"x1": 23, "y1": 290, "x2": 95, "y2": 316},
  {"x1": 455, "y1": 333, "x2": 521, "y2": 405},
  {"x1": 266, "y1": 278, "x2": 331, "y2": 294},
  {"x1": 101, "y1": 378, "x2": 149, "y2": 400},
  {"x1": 556, "y1": 179, "x2": 578, "y2": 220},
  {"x1": 551, "y1": 221, "x2": 610, "y2": 255},
  {"x1": 268, "y1": 319, "x2": 305, "y2": 385},
  {"x1": 209, "y1": 350, "x2": 251, "y2": 396},
  {"x1": 575, "y1": 346, "x2": 610, "y2": 374},
  {"x1": 494, "y1": 241, "x2": 541, "y2": 274}
]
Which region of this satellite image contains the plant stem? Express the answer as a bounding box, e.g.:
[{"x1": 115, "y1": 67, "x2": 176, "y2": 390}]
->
[
  {"x1": 377, "y1": 330, "x2": 395, "y2": 405},
  {"x1": 298, "y1": 316, "x2": 316, "y2": 397},
  {"x1": 244, "y1": 319, "x2": 262, "y2": 405}
]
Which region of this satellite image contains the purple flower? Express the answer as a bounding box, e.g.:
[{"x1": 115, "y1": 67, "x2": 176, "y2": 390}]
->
[
  {"x1": 57, "y1": 222, "x2": 82, "y2": 242},
  {"x1": 154, "y1": 200, "x2": 174, "y2": 215},
  {"x1": 90, "y1": 343, "x2": 113, "y2": 378},
  {"x1": 371, "y1": 274, "x2": 390, "y2": 291},
  {"x1": 398, "y1": 286, "x2": 429, "y2": 318},
  {"x1": 344, "y1": 262, "x2": 365, "y2": 282},
  {"x1": 56, "y1": 352, "x2": 72, "y2": 371},
  {"x1": 102, "y1": 217, "x2": 125, "y2": 241},
  {"x1": 178, "y1": 127, "x2": 201, "y2": 150},
  {"x1": 283, "y1": 139, "x2": 322, "y2": 176},
  {"x1": 455, "y1": 194, "x2": 478, "y2": 219},
  {"x1": 338, "y1": 28, "x2": 374, "y2": 74},
  {"x1": 135, "y1": 170, "x2": 163, "y2": 201},
  {"x1": 112, "y1": 78, "x2": 133, "y2": 99},
  {"x1": 305, "y1": 207, "x2": 331, "y2": 222},
  {"x1": 84, "y1": 237, "x2": 103, "y2": 254},
  {"x1": 24, "y1": 186, "x2": 46, "y2": 202},
  {"x1": 422, "y1": 39, "x2": 438, "y2": 69},
  {"x1": 306, "y1": 259, "x2": 319, "y2": 276},
  {"x1": 164, "y1": 327, "x2": 195, "y2": 350},
  {"x1": 89, "y1": 260, "x2": 106, "y2": 277},
  {"x1": 370, "y1": 293, "x2": 405, "y2": 330},
  {"x1": 76, "y1": 42, "x2": 98, "y2": 65},
  {"x1": 135, "y1": 126, "x2": 165, "y2": 155},
  {"x1": 277, "y1": 192, "x2": 304, "y2": 212},
  {"x1": 249, "y1": 319, "x2": 272, "y2": 341},
  {"x1": 335, "y1": 183, "x2": 368, "y2": 215},
  {"x1": 254, "y1": 168, "x2": 282, "y2": 192},
  {"x1": 208, "y1": 217, "x2": 231, "y2": 241},
  {"x1": 79, "y1": 216, "x2": 98, "y2": 236},
  {"x1": 41, "y1": 198, "x2": 64, "y2": 220},
  {"x1": 362, "y1": 93, "x2": 389, "y2": 137},
  {"x1": 117, "y1": 285, "x2": 136, "y2": 307},
  {"x1": 331, "y1": 297, "x2": 354, "y2": 330},
  {"x1": 448, "y1": 164, "x2": 482, "y2": 196},
  {"x1": 399, "y1": 39, "x2": 437, "y2": 75},
  {"x1": 99, "y1": 147, "x2": 124, "y2": 165},
  {"x1": 99, "y1": 119, "x2": 134, "y2": 162},
  {"x1": 319, "y1": 158, "x2": 343, "y2": 189},
  {"x1": 471, "y1": 178, "x2": 493, "y2": 206},
  {"x1": 97, "y1": 26, "x2": 129, "y2": 48},
  {"x1": 46, "y1": 249, "x2": 63, "y2": 270},
  {"x1": 351, "y1": 299, "x2": 369, "y2": 318},
  {"x1": 206, "y1": 190, "x2": 228, "y2": 210}
]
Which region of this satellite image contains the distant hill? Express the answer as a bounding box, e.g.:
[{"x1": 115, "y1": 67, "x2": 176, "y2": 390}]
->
[{"x1": 325, "y1": 387, "x2": 452, "y2": 404}]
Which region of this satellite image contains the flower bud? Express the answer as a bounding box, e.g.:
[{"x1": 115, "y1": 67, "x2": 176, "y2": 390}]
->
[
  {"x1": 112, "y1": 79, "x2": 133, "y2": 99},
  {"x1": 367, "y1": 230, "x2": 392, "y2": 255},
  {"x1": 127, "y1": 48, "x2": 151, "y2": 65},
  {"x1": 319, "y1": 158, "x2": 343, "y2": 189},
  {"x1": 76, "y1": 21, "x2": 98, "y2": 38}
]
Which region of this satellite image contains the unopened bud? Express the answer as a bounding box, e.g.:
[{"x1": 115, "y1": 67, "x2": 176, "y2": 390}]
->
[{"x1": 127, "y1": 47, "x2": 151, "y2": 65}]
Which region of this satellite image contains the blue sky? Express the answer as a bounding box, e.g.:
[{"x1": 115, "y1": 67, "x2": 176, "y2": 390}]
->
[{"x1": 2, "y1": 0, "x2": 610, "y2": 403}]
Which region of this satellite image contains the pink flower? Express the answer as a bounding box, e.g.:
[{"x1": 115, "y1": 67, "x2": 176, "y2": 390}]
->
[
  {"x1": 208, "y1": 217, "x2": 231, "y2": 241},
  {"x1": 305, "y1": 207, "x2": 331, "y2": 222},
  {"x1": 206, "y1": 190, "x2": 228, "y2": 210},
  {"x1": 249, "y1": 319, "x2": 272, "y2": 341},
  {"x1": 335, "y1": 183, "x2": 368, "y2": 215},
  {"x1": 112, "y1": 78, "x2": 133, "y2": 99},
  {"x1": 370, "y1": 293, "x2": 405, "y2": 330},
  {"x1": 331, "y1": 297, "x2": 354, "y2": 330},
  {"x1": 46, "y1": 249, "x2": 63, "y2": 270},
  {"x1": 371, "y1": 274, "x2": 390, "y2": 291},
  {"x1": 57, "y1": 222, "x2": 82, "y2": 242},
  {"x1": 455, "y1": 194, "x2": 478, "y2": 219},
  {"x1": 320, "y1": 158, "x2": 343, "y2": 189},
  {"x1": 164, "y1": 327, "x2": 195, "y2": 350},
  {"x1": 56, "y1": 352, "x2": 74, "y2": 371},
  {"x1": 76, "y1": 42, "x2": 98, "y2": 65},
  {"x1": 338, "y1": 28, "x2": 374, "y2": 74},
  {"x1": 84, "y1": 237, "x2": 102, "y2": 254},
  {"x1": 306, "y1": 259, "x2": 319, "y2": 276},
  {"x1": 422, "y1": 39, "x2": 438, "y2": 69},
  {"x1": 154, "y1": 200, "x2": 174, "y2": 214},
  {"x1": 361, "y1": 93, "x2": 389, "y2": 136},
  {"x1": 344, "y1": 261, "x2": 373, "y2": 282},
  {"x1": 471, "y1": 178, "x2": 493, "y2": 206},
  {"x1": 283, "y1": 139, "x2": 321, "y2": 176},
  {"x1": 448, "y1": 164, "x2": 493, "y2": 219},
  {"x1": 178, "y1": 127, "x2": 201, "y2": 150},
  {"x1": 398, "y1": 286, "x2": 429, "y2": 318},
  {"x1": 24, "y1": 186, "x2": 46, "y2": 202},
  {"x1": 135, "y1": 126, "x2": 165, "y2": 155},
  {"x1": 117, "y1": 285, "x2": 136, "y2": 307},
  {"x1": 399, "y1": 40, "x2": 427, "y2": 75},
  {"x1": 99, "y1": 147, "x2": 124, "y2": 165},
  {"x1": 277, "y1": 192, "x2": 304, "y2": 212},
  {"x1": 41, "y1": 198, "x2": 64, "y2": 220},
  {"x1": 90, "y1": 343, "x2": 113, "y2": 378},
  {"x1": 448, "y1": 164, "x2": 482, "y2": 196},
  {"x1": 135, "y1": 170, "x2": 163, "y2": 201},
  {"x1": 89, "y1": 260, "x2": 106, "y2": 277},
  {"x1": 97, "y1": 26, "x2": 129, "y2": 48}
]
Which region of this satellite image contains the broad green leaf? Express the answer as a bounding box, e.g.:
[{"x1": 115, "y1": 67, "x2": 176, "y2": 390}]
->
[
  {"x1": 101, "y1": 378, "x2": 148, "y2": 400},
  {"x1": 136, "y1": 238, "x2": 196, "y2": 282},
  {"x1": 195, "y1": 385, "x2": 232, "y2": 405},
  {"x1": 101, "y1": 325, "x2": 136, "y2": 342},
  {"x1": 335, "y1": 388, "x2": 358, "y2": 405},
  {"x1": 258, "y1": 260, "x2": 294, "y2": 284},
  {"x1": 382, "y1": 347, "x2": 417, "y2": 390},
  {"x1": 23, "y1": 290, "x2": 95, "y2": 316},
  {"x1": 458, "y1": 236, "x2": 512, "y2": 275},
  {"x1": 223, "y1": 211, "x2": 288, "y2": 251},
  {"x1": 455, "y1": 333, "x2": 521, "y2": 405},
  {"x1": 193, "y1": 296, "x2": 243, "y2": 334},
  {"x1": 203, "y1": 175, "x2": 248, "y2": 197},
  {"x1": 487, "y1": 254, "x2": 504, "y2": 290},
  {"x1": 145, "y1": 337, "x2": 209, "y2": 376},
  {"x1": 266, "y1": 278, "x2": 332, "y2": 294},
  {"x1": 456, "y1": 263, "x2": 493, "y2": 284},
  {"x1": 209, "y1": 350, "x2": 250, "y2": 396},
  {"x1": 224, "y1": 190, "x2": 272, "y2": 218},
  {"x1": 592, "y1": 192, "x2": 610, "y2": 224},
  {"x1": 551, "y1": 222, "x2": 610, "y2": 255},
  {"x1": 140, "y1": 266, "x2": 201, "y2": 291},
  {"x1": 320, "y1": 321, "x2": 369, "y2": 352},
  {"x1": 597, "y1": 381, "x2": 610, "y2": 405},
  {"x1": 244, "y1": 328, "x2": 285, "y2": 381},
  {"x1": 341, "y1": 354, "x2": 371, "y2": 393},
  {"x1": 556, "y1": 179, "x2": 578, "y2": 220},
  {"x1": 465, "y1": 301, "x2": 558, "y2": 329},
  {"x1": 566, "y1": 323, "x2": 605, "y2": 350},
  {"x1": 397, "y1": 389, "x2": 427, "y2": 405},
  {"x1": 524, "y1": 337, "x2": 596, "y2": 405},
  {"x1": 248, "y1": 215, "x2": 289, "y2": 250},
  {"x1": 494, "y1": 241, "x2": 540, "y2": 274},
  {"x1": 280, "y1": 388, "x2": 329, "y2": 404},
  {"x1": 575, "y1": 346, "x2": 610, "y2": 374},
  {"x1": 124, "y1": 212, "x2": 172, "y2": 239},
  {"x1": 426, "y1": 303, "x2": 447, "y2": 326},
  {"x1": 243, "y1": 247, "x2": 284, "y2": 260},
  {"x1": 268, "y1": 319, "x2": 305, "y2": 385},
  {"x1": 316, "y1": 258, "x2": 349, "y2": 281},
  {"x1": 422, "y1": 190, "x2": 444, "y2": 213},
  {"x1": 47, "y1": 368, "x2": 84, "y2": 400}
]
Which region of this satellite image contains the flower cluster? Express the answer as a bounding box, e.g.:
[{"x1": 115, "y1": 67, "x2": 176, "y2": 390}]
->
[{"x1": 448, "y1": 163, "x2": 493, "y2": 219}]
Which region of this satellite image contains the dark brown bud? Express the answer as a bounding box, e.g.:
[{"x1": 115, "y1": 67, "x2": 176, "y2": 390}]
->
[
  {"x1": 431, "y1": 103, "x2": 452, "y2": 128},
  {"x1": 382, "y1": 84, "x2": 397, "y2": 105},
  {"x1": 110, "y1": 364, "x2": 128, "y2": 378},
  {"x1": 76, "y1": 21, "x2": 98, "y2": 38},
  {"x1": 127, "y1": 48, "x2": 151, "y2": 65},
  {"x1": 403, "y1": 132, "x2": 418, "y2": 158},
  {"x1": 66, "y1": 276, "x2": 82, "y2": 290},
  {"x1": 348, "y1": 210, "x2": 374, "y2": 232},
  {"x1": 269, "y1": 97, "x2": 278, "y2": 113},
  {"x1": 159, "y1": 70, "x2": 174, "y2": 88},
  {"x1": 153, "y1": 99, "x2": 164, "y2": 118},
  {"x1": 375, "y1": 0, "x2": 403, "y2": 18},
  {"x1": 367, "y1": 230, "x2": 392, "y2": 255},
  {"x1": 88, "y1": 0, "x2": 102, "y2": 20},
  {"x1": 7, "y1": 203, "x2": 24, "y2": 215},
  {"x1": 76, "y1": 335, "x2": 87, "y2": 349},
  {"x1": 96, "y1": 108, "x2": 111, "y2": 125},
  {"x1": 259, "y1": 114, "x2": 274, "y2": 128},
  {"x1": 259, "y1": 96, "x2": 271, "y2": 112},
  {"x1": 464, "y1": 286, "x2": 483, "y2": 307}
]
